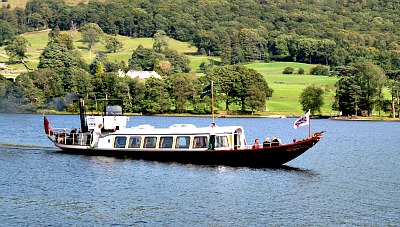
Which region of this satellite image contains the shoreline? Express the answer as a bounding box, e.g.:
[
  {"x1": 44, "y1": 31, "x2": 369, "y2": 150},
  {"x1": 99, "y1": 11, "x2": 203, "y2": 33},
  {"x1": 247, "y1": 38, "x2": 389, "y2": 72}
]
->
[{"x1": 5, "y1": 111, "x2": 400, "y2": 121}]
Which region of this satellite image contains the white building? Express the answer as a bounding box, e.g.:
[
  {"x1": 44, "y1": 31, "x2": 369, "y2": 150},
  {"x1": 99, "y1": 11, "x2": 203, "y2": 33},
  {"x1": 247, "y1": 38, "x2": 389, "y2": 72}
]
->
[{"x1": 118, "y1": 69, "x2": 161, "y2": 80}]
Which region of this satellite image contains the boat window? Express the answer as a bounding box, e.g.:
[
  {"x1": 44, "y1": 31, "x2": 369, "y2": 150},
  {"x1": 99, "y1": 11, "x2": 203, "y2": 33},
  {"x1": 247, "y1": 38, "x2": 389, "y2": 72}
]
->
[
  {"x1": 159, "y1": 136, "x2": 173, "y2": 148},
  {"x1": 216, "y1": 136, "x2": 229, "y2": 148},
  {"x1": 128, "y1": 136, "x2": 141, "y2": 148},
  {"x1": 193, "y1": 136, "x2": 207, "y2": 148},
  {"x1": 144, "y1": 136, "x2": 157, "y2": 148},
  {"x1": 175, "y1": 136, "x2": 190, "y2": 149},
  {"x1": 114, "y1": 136, "x2": 127, "y2": 148}
]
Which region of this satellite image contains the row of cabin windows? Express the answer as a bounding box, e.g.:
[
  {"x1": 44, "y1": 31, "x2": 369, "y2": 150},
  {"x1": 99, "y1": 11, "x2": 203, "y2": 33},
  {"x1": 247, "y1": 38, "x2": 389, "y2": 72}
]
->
[{"x1": 114, "y1": 135, "x2": 230, "y2": 149}]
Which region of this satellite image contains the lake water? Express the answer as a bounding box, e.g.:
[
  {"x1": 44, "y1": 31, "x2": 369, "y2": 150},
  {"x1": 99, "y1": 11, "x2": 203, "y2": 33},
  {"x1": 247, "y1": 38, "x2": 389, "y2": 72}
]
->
[{"x1": 0, "y1": 114, "x2": 399, "y2": 226}]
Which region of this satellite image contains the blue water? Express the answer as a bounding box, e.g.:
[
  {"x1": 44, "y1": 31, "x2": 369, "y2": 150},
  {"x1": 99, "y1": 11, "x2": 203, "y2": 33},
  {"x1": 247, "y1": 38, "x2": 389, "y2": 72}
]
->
[{"x1": 0, "y1": 114, "x2": 399, "y2": 226}]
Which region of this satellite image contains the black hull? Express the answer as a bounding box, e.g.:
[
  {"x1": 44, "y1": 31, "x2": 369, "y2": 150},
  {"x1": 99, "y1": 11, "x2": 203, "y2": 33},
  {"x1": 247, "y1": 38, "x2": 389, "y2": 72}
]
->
[{"x1": 56, "y1": 135, "x2": 322, "y2": 168}]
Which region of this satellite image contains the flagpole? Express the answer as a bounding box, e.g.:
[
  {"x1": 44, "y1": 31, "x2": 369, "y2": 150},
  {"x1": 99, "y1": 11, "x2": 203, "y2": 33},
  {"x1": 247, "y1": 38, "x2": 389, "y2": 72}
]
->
[
  {"x1": 308, "y1": 109, "x2": 311, "y2": 137},
  {"x1": 211, "y1": 81, "x2": 214, "y2": 122}
]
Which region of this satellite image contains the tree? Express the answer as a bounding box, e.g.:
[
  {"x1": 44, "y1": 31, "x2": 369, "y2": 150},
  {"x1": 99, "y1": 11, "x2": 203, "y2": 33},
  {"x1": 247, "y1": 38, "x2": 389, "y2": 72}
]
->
[
  {"x1": 80, "y1": 23, "x2": 104, "y2": 59},
  {"x1": 153, "y1": 30, "x2": 168, "y2": 53},
  {"x1": 0, "y1": 19, "x2": 14, "y2": 46},
  {"x1": 129, "y1": 45, "x2": 160, "y2": 71},
  {"x1": 310, "y1": 65, "x2": 329, "y2": 75},
  {"x1": 299, "y1": 86, "x2": 324, "y2": 115},
  {"x1": 167, "y1": 73, "x2": 197, "y2": 113},
  {"x1": 103, "y1": 34, "x2": 123, "y2": 53},
  {"x1": 5, "y1": 36, "x2": 30, "y2": 63},
  {"x1": 140, "y1": 77, "x2": 171, "y2": 114},
  {"x1": 245, "y1": 85, "x2": 266, "y2": 114},
  {"x1": 38, "y1": 43, "x2": 81, "y2": 70},
  {"x1": 352, "y1": 61, "x2": 387, "y2": 116},
  {"x1": 207, "y1": 65, "x2": 273, "y2": 111},
  {"x1": 162, "y1": 48, "x2": 191, "y2": 74}
]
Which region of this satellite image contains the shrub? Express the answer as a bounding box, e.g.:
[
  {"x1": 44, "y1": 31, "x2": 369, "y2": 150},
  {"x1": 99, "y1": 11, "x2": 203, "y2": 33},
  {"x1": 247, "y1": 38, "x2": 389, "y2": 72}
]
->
[
  {"x1": 283, "y1": 67, "x2": 294, "y2": 74},
  {"x1": 310, "y1": 65, "x2": 329, "y2": 75},
  {"x1": 298, "y1": 68, "x2": 305, "y2": 74}
]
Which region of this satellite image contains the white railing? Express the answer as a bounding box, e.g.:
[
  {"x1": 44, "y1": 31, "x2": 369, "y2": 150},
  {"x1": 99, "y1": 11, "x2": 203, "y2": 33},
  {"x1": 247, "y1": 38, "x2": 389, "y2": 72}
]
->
[{"x1": 49, "y1": 128, "x2": 91, "y2": 146}]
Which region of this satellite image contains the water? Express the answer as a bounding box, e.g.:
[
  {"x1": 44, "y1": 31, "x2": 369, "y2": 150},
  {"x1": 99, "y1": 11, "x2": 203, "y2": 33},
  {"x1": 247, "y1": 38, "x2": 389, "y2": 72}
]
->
[{"x1": 0, "y1": 114, "x2": 399, "y2": 226}]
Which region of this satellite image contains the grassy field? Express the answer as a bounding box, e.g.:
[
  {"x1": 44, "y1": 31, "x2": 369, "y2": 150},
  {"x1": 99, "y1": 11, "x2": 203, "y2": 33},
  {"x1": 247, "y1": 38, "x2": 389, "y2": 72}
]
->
[
  {"x1": 246, "y1": 62, "x2": 314, "y2": 74},
  {"x1": 0, "y1": 29, "x2": 341, "y2": 116}
]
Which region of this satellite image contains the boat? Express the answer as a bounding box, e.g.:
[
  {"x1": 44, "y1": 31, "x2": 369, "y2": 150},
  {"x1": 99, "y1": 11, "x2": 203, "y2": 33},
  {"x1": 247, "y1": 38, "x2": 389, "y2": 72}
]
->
[{"x1": 43, "y1": 96, "x2": 324, "y2": 167}]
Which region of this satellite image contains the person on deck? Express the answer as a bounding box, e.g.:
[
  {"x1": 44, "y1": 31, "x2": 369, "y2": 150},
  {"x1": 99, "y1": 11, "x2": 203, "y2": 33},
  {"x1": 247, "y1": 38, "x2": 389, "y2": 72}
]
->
[
  {"x1": 271, "y1": 136, "x2": 280, "y2": 146},
  {"x1": 57, "y1": 129, "x2": 68, "y2": 143},
  {"x1": 263, "y1": 137, "x2": 271, "y2": 147},
  {"x1": 91, "y1": 124, "x2": 103, "y2": 148},
  {"x1": 68, "y1": 127, "x2": 77, "y2": 144},
  {"x1": 252, "y1": 139, "x2": 260, "y2": 149},
  {"x1": 209, "y1": 122, "x2": 217, "y2": 150}
]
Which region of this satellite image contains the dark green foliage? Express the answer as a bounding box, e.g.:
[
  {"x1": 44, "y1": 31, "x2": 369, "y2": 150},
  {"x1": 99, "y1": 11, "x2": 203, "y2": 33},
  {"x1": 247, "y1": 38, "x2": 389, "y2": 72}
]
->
[
  {"x1": 310, "y1": 65, "x2": 329, "y2": 76},
  {"x1": 4, "y1": 0, "x2": 400, "y2": 114},
  {"x1": 332, "y1": 62, "x2": 386, "y2": 116},
  {"x1": 5, "y1": 36, "x2": 30, "y2": 63},
  {"x1": 299, "y1": 86, "x2": 324, "y2": 115},
  {"x1": 283, "y1": 67, "x2": 294, "y2": 74},
  {"x1": 38, "y1": 43, "x2": 81, "y2": 69},
  {"x1": 298, "y1": 68, "x2": 305, "y2": 75},
  {"x1": 206, "y1": 65, "x2": 273, "y2": 112},
  {"x1": 0, "y1": 19, "x2": 14, "y2": 46},
  {"x1": 103, "y1": 35, "x2": 123, "y2": 53}
]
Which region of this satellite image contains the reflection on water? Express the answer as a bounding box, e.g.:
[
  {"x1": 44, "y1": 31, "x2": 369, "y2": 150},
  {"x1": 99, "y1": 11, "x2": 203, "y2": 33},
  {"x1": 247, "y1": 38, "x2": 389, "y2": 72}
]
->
[{"x1": 0, "y1": 114, "x2": 399, "y2": 225}]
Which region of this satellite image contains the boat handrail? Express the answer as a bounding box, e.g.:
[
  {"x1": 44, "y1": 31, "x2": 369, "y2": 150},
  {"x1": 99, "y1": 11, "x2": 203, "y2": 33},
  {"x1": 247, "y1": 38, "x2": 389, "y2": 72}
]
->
[
  {"x1": 131, "y1": 124, "x2": 154, "y2": 129},
  {"x1": 48, "y1": 128, "x2": 91, "y2": 146},
  {"x1": 169, "y1": 124, "x2": 196, "y2": 128}
]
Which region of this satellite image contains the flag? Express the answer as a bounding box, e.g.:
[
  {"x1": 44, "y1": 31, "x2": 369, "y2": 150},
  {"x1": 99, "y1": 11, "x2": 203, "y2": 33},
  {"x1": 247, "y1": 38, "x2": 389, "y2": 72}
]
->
[
  {"x1": 293, "y1": 110, "x2": 310, "y2": 129},
  {"x1": 44, "y1": 115, "x2": 54, "y2": 135},
  {"x1": 200, "y1": 83, "x2": 212, "y2": 98}
]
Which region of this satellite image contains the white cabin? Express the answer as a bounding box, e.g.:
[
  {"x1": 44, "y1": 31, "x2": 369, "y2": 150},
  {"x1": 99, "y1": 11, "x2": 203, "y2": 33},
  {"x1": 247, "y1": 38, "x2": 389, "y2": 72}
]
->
[{"x1": 97, "y1": 124, "x2": 247, "y2": 150}]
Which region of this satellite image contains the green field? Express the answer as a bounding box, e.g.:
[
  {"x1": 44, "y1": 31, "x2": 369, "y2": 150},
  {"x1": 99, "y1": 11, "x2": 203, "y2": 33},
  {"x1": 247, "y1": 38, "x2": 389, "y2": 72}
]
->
[
  {"x1": 0, "y1": 30, "x2": 340, "y2": 116},
  {"x1": 246, "y1": 62, "x2": 315, "y2": 74}
]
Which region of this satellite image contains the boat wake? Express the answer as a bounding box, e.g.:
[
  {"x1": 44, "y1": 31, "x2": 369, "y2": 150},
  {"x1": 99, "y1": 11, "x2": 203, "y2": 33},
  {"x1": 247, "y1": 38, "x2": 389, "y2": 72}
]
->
[{"x1": 0, "y1": 143, "x2": 54, "y2": 150}]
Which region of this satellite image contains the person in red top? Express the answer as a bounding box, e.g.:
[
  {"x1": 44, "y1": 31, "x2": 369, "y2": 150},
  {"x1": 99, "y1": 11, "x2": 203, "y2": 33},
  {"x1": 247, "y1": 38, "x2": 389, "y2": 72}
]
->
[{"x1": 252, "y1": 139, "x2": 260, "y2": 149}]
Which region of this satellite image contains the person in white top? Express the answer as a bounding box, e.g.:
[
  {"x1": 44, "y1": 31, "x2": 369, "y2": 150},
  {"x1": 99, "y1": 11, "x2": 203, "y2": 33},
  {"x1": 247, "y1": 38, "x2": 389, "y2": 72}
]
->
[
  {"x1": 91, "y1": 124, "x2": 103, "y2": 148},
  {"x1": 209, "y1": 122, "x2": 217, "y2": 150}
]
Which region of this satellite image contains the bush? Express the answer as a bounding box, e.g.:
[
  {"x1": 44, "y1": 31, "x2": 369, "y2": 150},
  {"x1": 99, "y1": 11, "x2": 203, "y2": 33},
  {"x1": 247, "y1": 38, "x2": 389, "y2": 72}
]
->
[
  {"x1": 283, "y1": 67, "x2": 294, "y2": 74},
  {"x1": 310, "y1": 65, "x2": 329, "y2": 75},
  {"x1": 298, "y1": 68, "x2": 305, "y2": 74}
]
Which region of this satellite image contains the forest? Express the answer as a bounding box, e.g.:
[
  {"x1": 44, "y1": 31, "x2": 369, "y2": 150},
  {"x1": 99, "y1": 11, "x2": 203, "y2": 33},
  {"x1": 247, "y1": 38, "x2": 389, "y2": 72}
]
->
[{"x1": 1, "y1": 0, "x2": 400, "y2": 117}]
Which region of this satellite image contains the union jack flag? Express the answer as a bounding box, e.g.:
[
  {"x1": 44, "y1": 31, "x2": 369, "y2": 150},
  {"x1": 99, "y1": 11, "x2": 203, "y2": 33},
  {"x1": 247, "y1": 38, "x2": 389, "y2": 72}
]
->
[{"x1": 293, "y1": 110, "x2": 310, "y2": 129}]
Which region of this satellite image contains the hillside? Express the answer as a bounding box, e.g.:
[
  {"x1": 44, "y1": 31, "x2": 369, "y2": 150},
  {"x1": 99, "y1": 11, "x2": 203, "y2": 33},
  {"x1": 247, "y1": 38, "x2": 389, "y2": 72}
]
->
[
  {"x1": 1, "y1": 0, "x2": 400, "y2": 71},
  {"x1": 0, "y1": 0, "x2": 106, "y2": 9},
  {"x1": 0, "y1": 29, "x2": 338, "y2": 116}
]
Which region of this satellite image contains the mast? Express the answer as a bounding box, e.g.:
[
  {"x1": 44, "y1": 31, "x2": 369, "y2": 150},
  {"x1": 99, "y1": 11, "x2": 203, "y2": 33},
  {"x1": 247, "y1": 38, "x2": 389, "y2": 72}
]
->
[{"x1": 79, "y1": 97, "x2": 88, "y2": 133}]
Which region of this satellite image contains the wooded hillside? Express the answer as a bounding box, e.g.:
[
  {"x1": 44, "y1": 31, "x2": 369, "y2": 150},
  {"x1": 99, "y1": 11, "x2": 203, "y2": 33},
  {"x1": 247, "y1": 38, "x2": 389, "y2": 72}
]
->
[{"x1": 1, "y1": 0, "x2": 400, "y2": 70}]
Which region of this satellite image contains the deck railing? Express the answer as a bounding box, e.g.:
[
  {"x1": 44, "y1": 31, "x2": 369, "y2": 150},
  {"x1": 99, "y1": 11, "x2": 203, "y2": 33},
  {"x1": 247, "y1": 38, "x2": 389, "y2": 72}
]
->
[{"x1": 48, "y1": 128, "x2": 91, "y2": 146}]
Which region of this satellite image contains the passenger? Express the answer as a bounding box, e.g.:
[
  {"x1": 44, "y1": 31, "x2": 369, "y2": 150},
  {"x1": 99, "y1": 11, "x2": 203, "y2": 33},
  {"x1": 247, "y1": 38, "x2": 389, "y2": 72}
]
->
[
  {"x1": 90, "y1": 124, "x2": 103, "y2": 148},
  {"x1": 77, "y1": 129, "x2": 83, "y2": 145},
  {"x1": 57, "y1": 129, "x2": 68, "y2": 143},
  {"x1": 252, "y1": 139, "x2": 260, "y2": 149},
  {"x1": 209, "y1": 122, "x2": 217, "y2": 150},
  {"x1": 271, "y1": 136, "x2": 280, "y2": 146},
  {"x1": 263, "y1": 137, "x2": 271, "y2": 147},
  {"x1": 68, "y1": 127, "x2": 77, "y2": 144}
]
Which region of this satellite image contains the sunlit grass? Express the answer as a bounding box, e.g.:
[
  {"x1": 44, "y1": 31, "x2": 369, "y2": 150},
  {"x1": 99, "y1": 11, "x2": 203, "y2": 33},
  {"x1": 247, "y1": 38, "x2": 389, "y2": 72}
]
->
[{"x1": 246, "y1": 62, "x2": 315, "y2": 74}]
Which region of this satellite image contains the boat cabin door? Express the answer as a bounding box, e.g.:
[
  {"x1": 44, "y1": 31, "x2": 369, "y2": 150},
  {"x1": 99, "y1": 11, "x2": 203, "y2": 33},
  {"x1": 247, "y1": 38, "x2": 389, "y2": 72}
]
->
[{"x1": 234, "y1": 130, "x2": 239, "y2": 150}]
